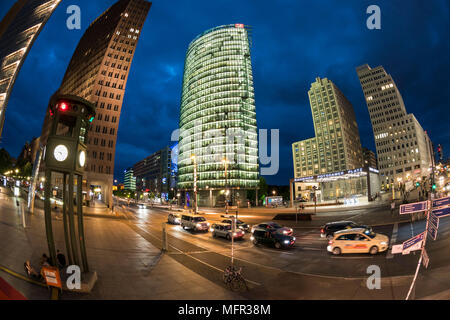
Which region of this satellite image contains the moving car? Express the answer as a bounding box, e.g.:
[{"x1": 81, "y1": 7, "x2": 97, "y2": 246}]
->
[
  {"x1": 327, "y1": 228, "x2": 389, "y2": 255},
  {"x1": 210, "y1": 223, "x2": 245, "y2": 240},
  {"x1": 221, "y1": 219, "x2": 250, "y2": 232},
  {"x1": 167, "y1": 213, "x2": 181, "y2": 225},
  {"x1": 180, "y1": 214, "x2": 210, "y2": 232},
  {"x1": 251, "y1": 222, "x2": 293, "y2": 236},
  {"x1": 320, "y1": 221, "x2": 372, "y2": 240},
  {"x1": 251, "y1": 230, "x2": 296, "y2": 249}
]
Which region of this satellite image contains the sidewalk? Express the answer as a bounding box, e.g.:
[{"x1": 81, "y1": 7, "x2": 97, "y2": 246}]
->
[{"x1": 0, "y1": 188, "x2": 241, "y2": 300}]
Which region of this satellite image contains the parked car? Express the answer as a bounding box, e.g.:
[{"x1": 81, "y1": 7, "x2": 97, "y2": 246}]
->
[
  {"x1": 251, "y1": 222, "x2": 293, "y2": 236},
  {"x1": 210, "y1": 223, "x2": 245, "y2": 240},
  {"x1": 251, "y1": 230, "x2": 296, "y2": 249},
  {"x1": 167, "y1": 213, "x2": 182, "y2": 225},
  {"x1": 180, "y1": 214, "x2": 210, "y2": 232},
  {"x1": 320, "y1": 221, "x2": 372, "y2": 240},
  {"x1": 221, "y1": 219, "x2": 250, "y2": 232},
  {"x1": 327, "y1": 228, "x2": 389, "y2": 255}
]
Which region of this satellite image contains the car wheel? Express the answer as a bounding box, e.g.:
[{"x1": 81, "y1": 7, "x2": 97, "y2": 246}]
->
[
  {"x1": 274, "y1": 242, "x2": 282, "y2": 249},
  {"x1": 253, "y1": 239, "x2": 258, "y2": 245},
  {"x1": 332, "y1": 247, "x2": 341, "y2": 255},
  {"x1": 226, "y1": 234, "x2": 231, "y2": 241},
  {"x1": 370, "y1": 246, "x2": 379, "y2": 255}
]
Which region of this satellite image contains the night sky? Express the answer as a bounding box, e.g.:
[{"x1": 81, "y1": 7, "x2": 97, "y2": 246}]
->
[{"x1": 0, "y1": 0, "x2": 449, "y2": 185}]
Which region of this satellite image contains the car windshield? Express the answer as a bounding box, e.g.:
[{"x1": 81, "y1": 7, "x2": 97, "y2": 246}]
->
[
  {"x1": 236, "y1": 220, "x2": 244, "y2": 224},
  {"x1": 193, "y1": 217, "x2": 206, "y2": 222},
  {"x1": 270, "y1": 223, "x2": 282, "y2": 228},
  {"x1": 223, "y1": 225, "x2": 232, "y2": 230}
]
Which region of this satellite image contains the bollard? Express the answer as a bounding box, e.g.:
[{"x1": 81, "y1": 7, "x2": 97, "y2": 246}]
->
[{"x1": 162, "y1": 222, "x2": 168, "y2": 252}]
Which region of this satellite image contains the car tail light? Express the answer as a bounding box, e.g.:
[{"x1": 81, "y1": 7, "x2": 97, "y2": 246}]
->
[
  {"x1": 328, "y1": 240, "x2": 333, "y2": 245},
  {"x1": 320, "y1": 228, "x2": 324, "y2": 234}
]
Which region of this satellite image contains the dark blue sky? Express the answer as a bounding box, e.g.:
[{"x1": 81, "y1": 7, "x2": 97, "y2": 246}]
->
[{"x1": 0, "y1": 0, "x2": 449, "y2": 185}]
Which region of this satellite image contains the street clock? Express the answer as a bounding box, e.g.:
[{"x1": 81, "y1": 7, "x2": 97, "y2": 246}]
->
[
  {"x1": 79, "y1": 150, "x2": 86, "y2": 167},
  {"x1": 54, "y1": 145, "x2": 69, "y2": 162}
]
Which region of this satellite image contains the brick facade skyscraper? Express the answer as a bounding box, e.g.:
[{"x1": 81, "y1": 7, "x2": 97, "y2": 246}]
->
[{"x1": 41, "y1": 0, "x2": 151, "y2": 206}]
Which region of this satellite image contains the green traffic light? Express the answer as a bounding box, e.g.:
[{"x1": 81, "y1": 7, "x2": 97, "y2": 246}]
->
[{"x1": 432, "y1": 184, "x2": 437, "y2": 190}]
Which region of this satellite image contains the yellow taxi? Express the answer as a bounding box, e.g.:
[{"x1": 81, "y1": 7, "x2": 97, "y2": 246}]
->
[{"x1": 327, "y1": 228, "x2": 389, "y2": 255}]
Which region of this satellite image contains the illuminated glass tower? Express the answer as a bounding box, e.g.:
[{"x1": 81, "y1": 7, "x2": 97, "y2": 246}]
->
[
  {"x1": 0, "y1": 0, "x2": 61, "y2": 139},
  {"x1": 177, "y1": 24, "x2": 259, "y2": 207}
]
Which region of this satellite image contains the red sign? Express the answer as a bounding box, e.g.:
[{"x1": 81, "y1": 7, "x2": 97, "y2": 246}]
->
[{"x1": 235, "y1": 24, "x2": 244, "y2": 28}]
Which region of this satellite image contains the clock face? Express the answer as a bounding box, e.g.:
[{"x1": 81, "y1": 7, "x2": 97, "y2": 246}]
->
[
  {"x1": 54, "y1": 145, "x2": 68, "y2": 162},
  {"x1": 79, "y1": 151, "x2": 86, "y2": 167}
]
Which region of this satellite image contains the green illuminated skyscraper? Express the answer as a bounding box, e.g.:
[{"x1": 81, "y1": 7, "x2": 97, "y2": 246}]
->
[{"x1": 177, "y1": 24, "x2": 259, "y2": 207}]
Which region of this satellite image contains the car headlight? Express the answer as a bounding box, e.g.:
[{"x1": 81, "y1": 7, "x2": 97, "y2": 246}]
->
[
  {"x1": 293, "y1": 237, "x2": 296, "y2": 241},
  {"x1": 209, "y1": 228, "x2": 214, "y2": 232},
  {"x1": 250, "y1": 236, "x2": 254, "y2": 241},
  {"x1": 380, "y1": 241, "x2": 388, "y2": 245},
  {"x1": 284, "y1": 240, "x2": 290, "y2": 244},
  {"x1": 206, "y1": 222, "x2": 210, "y2": 226},
  {"x1": 196, "y1": 223, "x2": 201, "y2": 228},
  {"x1": 233, "y1": 233, "x2": 237, "y2": 236}
]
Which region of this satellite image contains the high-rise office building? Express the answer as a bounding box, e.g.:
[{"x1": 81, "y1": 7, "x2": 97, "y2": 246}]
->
[
  {"x1": 40, "y1": 0, "x2": 151, "y2": 206},
  {"x1": 133, "y1": 145, "x2": 174, "y2": 200},
  {"x1": 362, "y1": 147, "x2": 378, "y2": 169},
  {"x1": 177, "y1": 24, "x2": 259, "y2": 207},
  {"x1": 0, "y1": 0, "x2": 61, "y2": 139},
  {"x1": 356, "y1": 64, "x2": 432, "y2": 191},
  {"x1": 123, "y1": 167, "x2": 136, "y2": 191},
  {"x1": 292, "y1": 77, "x2": 363, "y2": 178}
]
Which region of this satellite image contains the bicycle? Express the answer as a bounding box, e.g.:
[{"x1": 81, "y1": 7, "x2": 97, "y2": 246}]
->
[{"x1": 223, "y1": 265, "x2": 248, "y2": 292}]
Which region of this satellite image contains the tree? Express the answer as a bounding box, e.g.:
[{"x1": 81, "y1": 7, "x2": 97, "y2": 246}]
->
[{"x1": 0, "y1": 148, "x2": 13, "y2": 174}]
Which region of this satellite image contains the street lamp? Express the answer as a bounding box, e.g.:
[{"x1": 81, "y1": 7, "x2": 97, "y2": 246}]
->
[
  {"x1": 222, "y1": 158, "x2": 230, "y2": 214},
  {"x1": 191, "y1": 154, "x2": 198, "y2": 214}
]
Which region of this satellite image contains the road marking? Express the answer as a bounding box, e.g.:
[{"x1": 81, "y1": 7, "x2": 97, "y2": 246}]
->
[
  {"x1": 386, "y1": 222, "x2": 398, "y2": 259},
  {"x1": 133, "y1": 224, "x2": 261, "y2": 286}
]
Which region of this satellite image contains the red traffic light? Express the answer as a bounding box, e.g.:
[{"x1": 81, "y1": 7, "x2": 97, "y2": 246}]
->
[{"x1": 58, "y1": 102, "x2": 69, "y2": 111}]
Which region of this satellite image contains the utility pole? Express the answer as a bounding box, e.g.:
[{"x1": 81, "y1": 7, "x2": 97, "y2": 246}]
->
[{"x1": 191, "y1": 155, "x2": 198, "y2": 214}]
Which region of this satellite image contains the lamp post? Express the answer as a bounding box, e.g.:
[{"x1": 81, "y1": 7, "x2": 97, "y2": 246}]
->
[
  {"x1": 191, "y1": 154, "x2": 198, "y2": 214},
  {"x1": 222, "y1": 158, "x2": 229, "y2": 214}
]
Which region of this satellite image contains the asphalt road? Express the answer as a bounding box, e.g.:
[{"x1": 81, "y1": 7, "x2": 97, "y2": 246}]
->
[{"x1": 114, "y1": 199, "x2": 450, "y2": 299}]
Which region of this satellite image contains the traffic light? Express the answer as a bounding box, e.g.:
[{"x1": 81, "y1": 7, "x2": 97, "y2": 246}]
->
[
  {"x1": 57, "y1": 102, "x2": 69, "y2": 111},
  {"x1": 437, "y1": 144, "x2": 443, "y2": 161},
  {"x1": 415, "y1": 182, "x2": 420, "y2": 187},
  {"x1": 432, "y1": 184, "x2": 437, "y2": 191}
]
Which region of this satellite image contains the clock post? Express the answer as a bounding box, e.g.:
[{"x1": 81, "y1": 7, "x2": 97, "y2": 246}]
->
[{"x1": 43, "y1": 94, "x2": 95, "y2": 273}]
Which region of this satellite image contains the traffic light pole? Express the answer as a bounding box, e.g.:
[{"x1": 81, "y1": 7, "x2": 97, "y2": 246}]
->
[
  {"x1": 44, "y1": 169, "x2": 57, "y2": 267},
  {"x1": 68, "y1": 173, "x2": 80, "y2": 267},
  {"x1": 77, "y1": 174, "x2": 89, "y2": 272},
  {"x1": 62, "y1": 173, "x2": 73, "y2": 265}
]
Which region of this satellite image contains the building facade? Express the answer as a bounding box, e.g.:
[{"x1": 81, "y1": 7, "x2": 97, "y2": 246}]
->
[
  {"x1": 123, "y1": 167, "x2": 136, "y2": 191},
  {"x1": 40, "y1": 0, "x2": 151, "y2": 206},
  {"x1": 0, "y1": 0, "x2": 61, "y2": 139},
  {"x1": 292, "y1": 77, "x2": 364, "y2": 179},
  {"x1": 356, "y1": 64, "x2": 433, "y2": 192},
  {"x1": 177, "y1": 24, "x2": 259, "y2": 207},
  {"x1": 362, "y1": 147, "x2": 377, "y2": 169},
  {"x1": 133, "y1": 146, "x2": 174, "y2": 201}
]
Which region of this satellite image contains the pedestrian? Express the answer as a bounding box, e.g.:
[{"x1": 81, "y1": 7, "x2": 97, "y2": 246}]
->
[
  {"x1": 56, "y1": 250, "x2": 67, "y2": 269},
  {"x1": 391, "y1": 201, "x2": 395, "y2": 215},
  {"x1": 40, "y1": 253, "x2": 50, "y2": 267},
  {"x1": 24, "y1": 261, "x2": 42, "y2": 281}
]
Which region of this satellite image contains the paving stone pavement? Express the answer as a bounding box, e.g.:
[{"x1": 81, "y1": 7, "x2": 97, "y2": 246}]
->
[{"x1": 0, "y1": 188, "x2": 241, "y2": 300}]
